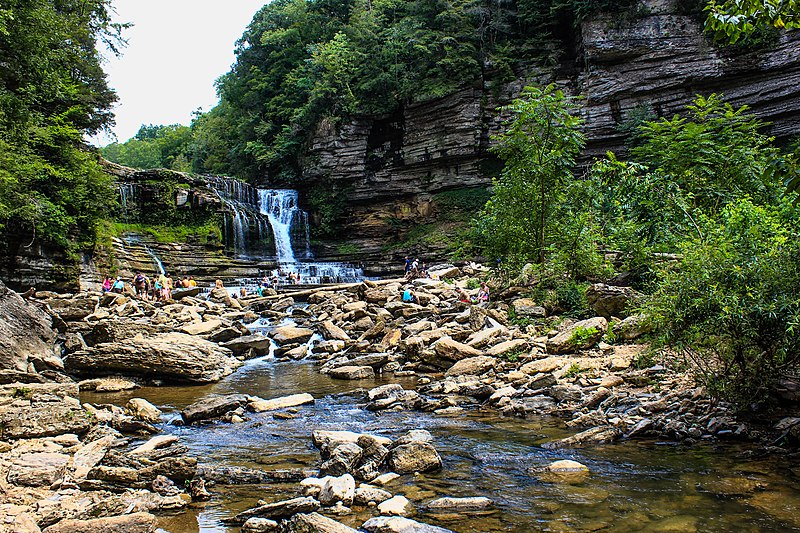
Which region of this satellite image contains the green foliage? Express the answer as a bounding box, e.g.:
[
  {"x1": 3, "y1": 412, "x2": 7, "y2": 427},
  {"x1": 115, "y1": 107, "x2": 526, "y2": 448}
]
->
[
  {"x1": 102, "y1": 124, "x2": 194, "y2": 171},
  {"x1": 480, "y1": 84, "x2": 585, "y2": 267},
  {"x1": 556, "y1": 280, "x2": 589, "y2": 317},
  {"x1": 466, "y1": 278, "x2": 482, "y2": 290},
  {"x1": 0, "y1": 0, "x2": 122, "y2": 253},
  {"x1": 631, "y1": 94, "x2": 780, "y2": 213},
  {"x1": 105, "y1": 220, "x2": 222, "y2": 246},
  {"x1": 705, "y1": 0, "x2": 800, "y2": 43},
  {"x1": 643, "y1": 198, "x2": 800, "y2": 406},
  {"x1": 569, "y1": 325, "x2": 599, "y2": 345},
  {"x1": 563, "y1": 363, "x2": 584, "y2": 379},
  {"x1": 308, "y1": 184, "x2": 352, "y2": 238}
]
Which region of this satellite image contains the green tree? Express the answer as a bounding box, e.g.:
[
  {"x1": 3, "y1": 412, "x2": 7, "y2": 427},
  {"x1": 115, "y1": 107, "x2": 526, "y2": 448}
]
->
[
  {"x1": 631, "y1": 94, "x2": 780, "y2": 214},
  {"x1": 705, "y1": 0, "x2": 800, "y2": 43},
  {"x1": 483, "y1": 84, "x2": 584, "y2": 265},
  {"x1": 0, "y1": 0, "x2": 124, "y2": 252},
  {"x1": 644, "y1": 198, "x2": 800, "y2": 406}
]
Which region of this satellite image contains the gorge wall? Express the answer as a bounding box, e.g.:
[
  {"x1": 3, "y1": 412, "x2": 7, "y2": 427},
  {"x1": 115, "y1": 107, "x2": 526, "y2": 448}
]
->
[{"x1": 301, "y1": 0, "x2": 800, "y2": 265}]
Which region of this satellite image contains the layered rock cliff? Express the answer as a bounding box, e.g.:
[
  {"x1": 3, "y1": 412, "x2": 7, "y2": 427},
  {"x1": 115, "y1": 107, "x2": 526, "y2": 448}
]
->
[{"x1": 301, "y1": 0, "x2": 800, "y2": 265}]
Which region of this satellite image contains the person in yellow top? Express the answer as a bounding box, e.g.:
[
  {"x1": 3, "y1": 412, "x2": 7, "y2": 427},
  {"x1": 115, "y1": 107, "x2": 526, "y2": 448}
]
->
[
  {"x1": 188, "y1": 276, "x2": 197, "y2": 287},
  {"x1": 157, "y1": 273, "x2": 168, "y2": 301}
]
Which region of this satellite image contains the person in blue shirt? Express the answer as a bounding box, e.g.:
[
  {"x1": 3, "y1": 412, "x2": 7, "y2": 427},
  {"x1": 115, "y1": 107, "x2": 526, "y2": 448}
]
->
[{"x1": 402, "y1": 287, "x2": 418, "y2": 304}]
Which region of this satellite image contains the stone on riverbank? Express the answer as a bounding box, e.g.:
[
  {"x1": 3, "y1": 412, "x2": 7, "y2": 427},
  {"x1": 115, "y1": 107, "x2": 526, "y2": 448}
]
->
[
  {"x1": 181, "y1": 394, "x2": 248, "y2": 424},
  {"x1": 0, "y1": 382, "x2": 90, "y2": 440},
  {"x1": 64, "y1": 332, "x2": 242, "y2": 384},
  {"x1": 242, "y1": 517, "x2": 279, "y2": 532},
  {"x1": 318, "y1": 474, "x2": 356, "y2": 506},
  {"x1": 378, "y1": 495, "x2": 413, "y2": 516},
  {"x1": 249, "y1": 393, "x2": 315, "y2": 412},
  {"x1": 361, "y1": 516, "x2": 455, "y2": 533},
  {"x1": 329, "y1": 366, "x2": 375, "y2": 380},
  {"x1": 126, "y1": 398, "x2": 162, "y2": 424},
  {"x1": 41, "y1": 512, "x2": 158, "y2": 533},
  {"x1": 546, "y1": 317, "x2": 607, "y2": 354},
  {"x1": 283, "y1": 513, "x2": 358, "y2": 533},
  {"x1": 388, "y1": 431, "x2": 442, "y2": 474},
  {"x1": 272, "y1": 326, "x2": 314, "y2": 345},
  {"x1": 0, "y1": 280, "x2": 59, "y2": 382},
  {"x1": 444, "y1": 356, "x2": 495, "y2": 377},
  {"x1": 229, "y1": 496, "x2": 321, "y2": 525}
]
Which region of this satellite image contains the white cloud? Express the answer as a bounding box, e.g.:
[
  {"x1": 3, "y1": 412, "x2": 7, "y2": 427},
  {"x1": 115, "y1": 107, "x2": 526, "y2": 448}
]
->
[{"x1": 91, "y1": 0, "x2": 266, "y2": 146}]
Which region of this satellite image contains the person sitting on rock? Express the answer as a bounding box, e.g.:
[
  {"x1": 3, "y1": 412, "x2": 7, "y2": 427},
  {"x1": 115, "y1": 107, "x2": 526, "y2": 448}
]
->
[
  {"x1": 239, "y1": 286, "x2": 247, "y2": 298},
  {"x1": 102, "y1": 276, "x2": 112, "y2": 293},
  {"x1": 477, "y1": 282, "x2": 490, "y2": 303},
  {"x1": 402, "y1": 287, "x2": 418, "y2": 304},
  {"x1": 215, "y1": 278, "x2": 224, "y2": 289},
  {"x1": 188, "y1": 276, "x2": 197, "y2": 287},
  {"x1": 457, "y1": 287, "x2": 472, "y2": 304}
]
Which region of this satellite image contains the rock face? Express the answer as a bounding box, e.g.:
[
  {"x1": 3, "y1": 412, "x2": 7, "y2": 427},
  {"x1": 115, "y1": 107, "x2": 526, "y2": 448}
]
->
[
  {"x1": 300, "y1": 0, "x2": 800, "y2": 267},
  {"x1": 0, "y1": 280, "x2": 58, "y2": 381},
  {"x1": 64, "y1": 332, "x2": 242, "y2": 383}
]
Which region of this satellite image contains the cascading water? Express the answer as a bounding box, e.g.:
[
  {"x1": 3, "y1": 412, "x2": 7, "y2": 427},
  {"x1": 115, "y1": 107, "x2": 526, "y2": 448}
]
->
[
  {"x1": 258, "y1": 189, "x2": 365, "y2": 284},
  {"x1": 206, "y1": 176, "x2": 271, "y2": 256},
  {"x1": 118, "y1": 183, "x2": 137, "y2": 221}
]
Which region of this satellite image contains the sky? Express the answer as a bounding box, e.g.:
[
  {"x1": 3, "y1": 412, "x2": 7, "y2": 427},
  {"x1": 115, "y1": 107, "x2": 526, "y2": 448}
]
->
[{"x1": 91, "y1": 0, "x2": 266, "y2": 146}]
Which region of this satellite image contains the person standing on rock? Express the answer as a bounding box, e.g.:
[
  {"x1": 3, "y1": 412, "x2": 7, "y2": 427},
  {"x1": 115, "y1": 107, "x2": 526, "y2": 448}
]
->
[
  {"x1": 404, "y1": 256, "x2": 411, "y2": 274},
  {"x1": 134, "y1": 272, "x2": 147, "y2": 298}
]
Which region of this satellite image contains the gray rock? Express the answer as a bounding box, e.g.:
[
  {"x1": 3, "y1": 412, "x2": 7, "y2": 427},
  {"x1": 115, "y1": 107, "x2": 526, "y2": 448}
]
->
[
  {"x1": 8, "y1": 452, "x2": 69, "y2": 486},
  {"x1": 41, "y1": 512, "x2": 158, "y2": 533},
  {"x1": 272, "y1": 326, "x2": 314, "y2": 345},
  {"x1": 221, "y1": 334, "x2": 272, "y2": 357},
  {"x1": 65, "y1": 332, "x2": 242, "y2": 383},
  {"x1": 586, "y1": 283, "x2": 640, "y2": 318},
  {"x1": 181, "y1": 394, "x2": 249, "y2": 423},
  {"x1": 361, "y1": 516, "x2": 455, "y2": 533},
  {"x1": 321, "y1": 442, "x2": 363, "y2": 476},
  {"x1": 546, "y1": 317, "x2": 608, "y2": 354},
  {"x1": 242, "y1": 518, "x2": 279, "y2": 532},
  {"x1": 329, "y1": 366, "x2": 375, "y2": 380},
  {"x1": 318, "y1": 474, "x2": 356, "y2": 506},
  {"x1": 229, "y1": 496, "x2": 321, "y2": 525},
  {"x1": 389, "y1": 442, "x2": 442, "y2": 474},
  {"x1": 282, "y1": 513, "x2": 358, "y2": 533},
  {"x1": 444, "y1": 356, "x2": 495, "y2": 377},
  {"x1": 427, "y1": 496, "x2": 494, "y2": 512},
  {"x1": 0, "y1": 280, "x2": 58, "y2": 378}
]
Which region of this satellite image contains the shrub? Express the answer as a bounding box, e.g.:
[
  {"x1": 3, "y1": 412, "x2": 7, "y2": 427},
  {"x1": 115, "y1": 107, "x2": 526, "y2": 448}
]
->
[{"x1": 644, "y1": 198, "x2": 800, "y2": 407}]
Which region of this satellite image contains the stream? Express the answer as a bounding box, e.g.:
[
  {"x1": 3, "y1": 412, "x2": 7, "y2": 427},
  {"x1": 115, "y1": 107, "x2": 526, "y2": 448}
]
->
[{"x1": 83, "y1": 353, "x2": 800, "y2": 533}]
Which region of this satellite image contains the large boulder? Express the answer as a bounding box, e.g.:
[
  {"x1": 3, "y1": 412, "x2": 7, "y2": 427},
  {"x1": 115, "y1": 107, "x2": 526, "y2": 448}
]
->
[
  {"x1": 7, "y1": 452, "x2": 69, "y2": 486},
  {"x1": 46, "y1": 295, "x2": 97, "y2": 321},
  {"x1": 42, "y1": 512, "x2": 157, "y2": 533},
  {"x1": 329, "y1": 366, "x2": 375, "y2": 380},
  {"x1": 433, "y1": 337, "x2": 482, "y2": 363},
  {"x1": 64, "y1": 332, "x2": 242, "y2": 383},
  {"x1": 444, "y1": 356, "x2": 496, "y2": 377},
  {"x1": 230, "y1": 497, "x2": 321, "y2": 525},
  {"x1": 0, "y1": 280, "x2": 58, "y2": 379},
  {"x1": 546, "y1": 317, "x2": 608, "y2": 355},
  {"x1": 585, "y1": 283, "x2": 640, "y2": 318},
  {"x1": 249, "y1": 393, "x2": 315, "y2": 412},
  {"x1": 0, "y1": 382, "x2": 90, "y2": 440},
  {"x1": 221, "y1": 334, "x2": 272, "y2": 357},
  {"x1": 388, "y1": 431, "x2": 442, "y2": 474}
]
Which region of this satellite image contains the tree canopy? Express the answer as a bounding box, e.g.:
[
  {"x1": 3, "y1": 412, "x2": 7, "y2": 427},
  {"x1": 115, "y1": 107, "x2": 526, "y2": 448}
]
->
[{"x1": 0, "y1": 0, "x2": 123, "y2": 251}]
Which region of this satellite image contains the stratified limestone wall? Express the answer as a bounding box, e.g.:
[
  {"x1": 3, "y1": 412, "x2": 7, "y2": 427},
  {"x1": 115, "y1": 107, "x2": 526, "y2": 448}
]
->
[{"x1": 302, "y1": 0, "x2": 800, "y2": 260}]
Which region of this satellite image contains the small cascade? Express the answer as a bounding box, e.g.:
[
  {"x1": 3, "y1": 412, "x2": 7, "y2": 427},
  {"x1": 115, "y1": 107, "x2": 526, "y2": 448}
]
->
[
  {"x1": 118, "y1": 183, "x2": 137, "y2": 221},
  {"x1": 206, "y1": 176, "x2": 270, "y2": 256},
  {"x1": 144, "y1": 245, "x2": 166, "y2": 275}
]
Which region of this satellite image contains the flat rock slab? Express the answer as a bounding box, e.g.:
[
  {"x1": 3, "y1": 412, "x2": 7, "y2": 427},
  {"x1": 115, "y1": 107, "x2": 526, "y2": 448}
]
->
[
  {"x1": 272, "y1": 326, "x2": 314, "y2": 346},
  {"x1": 427, "y1": 496, "x2": 494, "y2": 511},
  {"x1": 65, "y1": 332, "x2": 242, "y2": 384},
  {"x1": 362, "y1": 516, "x2": 455, "y2": 533},
  {"x1": 249, "y1": 393, "x2": 315, "y2": 412},
  {"x1": 181, "y1": 319, "x2": 223, "y2": 336},
  {"x1": 221, "y1": 334, "x2": 272, "y2": 357},
  {"x1": 8, "y1": 452, "x2": 69, "y2": 486},
  {"x1": 282, "y1": 513, "x2": 357, "y2": 533},
  {"x1": 42, "y1": 512, "x2": 157, "y2": 533},
  {"x1": 329, "y1": 366, "x2": 375, "y2": 380},
  {"x1": 229, "y1": 496, "x2": 320, "y2": 525},
  {"x1": 181, "y1": 394, "x2": 248, "y2": 423}
]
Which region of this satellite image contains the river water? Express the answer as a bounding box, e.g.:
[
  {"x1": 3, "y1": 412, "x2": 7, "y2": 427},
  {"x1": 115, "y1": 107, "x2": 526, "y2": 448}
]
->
[{"x1": 81, "y1": 352, "x2": 800, "y2": 533}]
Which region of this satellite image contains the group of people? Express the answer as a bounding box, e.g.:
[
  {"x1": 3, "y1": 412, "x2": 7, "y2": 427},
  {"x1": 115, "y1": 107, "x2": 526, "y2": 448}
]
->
[
  {"x1": 457, "y1": 281, "x2": 490, "y2": 305},
  {"x1": 403, "y1": 257, "x2": 430, "y2": 281},
  {"x1": 101, "y1": 272, "x2": 198, "y2": 302}
]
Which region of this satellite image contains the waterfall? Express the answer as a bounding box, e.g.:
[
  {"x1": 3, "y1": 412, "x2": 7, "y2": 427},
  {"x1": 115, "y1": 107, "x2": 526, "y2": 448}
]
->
[
  {"x1": 257, "y1": 189, "x2": 365, "y2": 284},
  {"x1": 144, "y1": 245, "x2": 166, "y2": 275},
  {"x1": 258, "y1": 189, "x2": 307, "y2": 263},
  {"x1": 118, "y1": 183, "x2": 137, "y2": 221},
  {"x1": 206, "y1": 176, "x2": 267, "y2": 255}
]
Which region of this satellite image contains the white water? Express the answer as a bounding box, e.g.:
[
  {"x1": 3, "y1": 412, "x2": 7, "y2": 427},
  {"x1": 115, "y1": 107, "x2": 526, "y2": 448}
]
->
[
  {"x1": 144, "y1": 245, "x2": 166, "y2": 275},
  {"x1": 258, "y1": 189, "x2": 304, "y2": 263}
]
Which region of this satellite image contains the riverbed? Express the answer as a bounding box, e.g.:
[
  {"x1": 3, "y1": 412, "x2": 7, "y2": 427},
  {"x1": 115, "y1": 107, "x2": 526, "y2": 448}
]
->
[{"x1": 83, "y1": 354, "x2": 800, "y2": 533}]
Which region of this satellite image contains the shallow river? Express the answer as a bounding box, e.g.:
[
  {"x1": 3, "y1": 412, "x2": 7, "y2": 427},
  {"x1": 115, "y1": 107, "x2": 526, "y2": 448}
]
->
[{"x1": 83, "y1": 355, "x2": 800, "y2": 532}]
